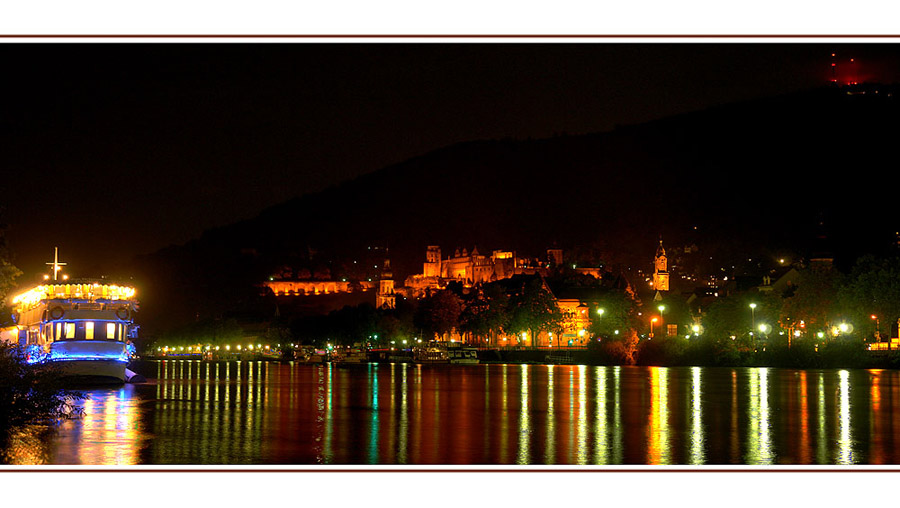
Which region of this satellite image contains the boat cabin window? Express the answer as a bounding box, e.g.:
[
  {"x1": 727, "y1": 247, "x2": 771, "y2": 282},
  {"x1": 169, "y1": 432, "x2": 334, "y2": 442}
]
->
[{"x1": 47, "y1": 320, "x2": 125, "y2": 341}]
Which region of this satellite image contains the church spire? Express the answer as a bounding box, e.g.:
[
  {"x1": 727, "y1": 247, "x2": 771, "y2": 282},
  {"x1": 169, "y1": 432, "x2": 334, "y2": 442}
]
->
[{"x1": 653, "y1": 236, "x2": 669, "y2": 292}]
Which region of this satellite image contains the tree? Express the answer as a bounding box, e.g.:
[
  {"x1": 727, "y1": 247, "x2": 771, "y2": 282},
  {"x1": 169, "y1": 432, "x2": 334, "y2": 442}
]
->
[
  {"x1": 459, "y1": 292, "x2": 491, "y2": 344},
  {"x1": 414, "y1": 289, "x2": 463, "y2": 341},
  {"x1": 507, "y1": 277, "x2": 564, "y2": 347},
  {"x1": 703, "y1": 291, "x2": 781, "y2": 342},
  {"x1": 838, "y1": 256, "x2": 900, "y2": 340},
  {"x1": 589, "y1": 290, "x2": 639, "y2": 339},
  {"x1": 779, "y1": 267, "x2": 842, "y2": 338}
]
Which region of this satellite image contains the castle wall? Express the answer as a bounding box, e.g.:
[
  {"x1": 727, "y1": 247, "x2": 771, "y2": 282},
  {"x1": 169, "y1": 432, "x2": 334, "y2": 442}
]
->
[{"x1": 265, "y1": 280, "x2": 376, "y2": 296}]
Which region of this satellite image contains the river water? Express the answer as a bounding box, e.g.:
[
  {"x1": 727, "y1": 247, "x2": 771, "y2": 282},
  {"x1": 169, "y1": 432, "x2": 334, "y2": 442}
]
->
[{"x1": 5, "y1": 361, "x2": 900, "y2": 465}]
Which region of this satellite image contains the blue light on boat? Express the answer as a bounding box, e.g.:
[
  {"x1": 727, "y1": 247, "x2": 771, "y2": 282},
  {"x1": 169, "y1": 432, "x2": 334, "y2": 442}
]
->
[{"x1": 49, "y1": 349, "x2": 129, "y2": 362}]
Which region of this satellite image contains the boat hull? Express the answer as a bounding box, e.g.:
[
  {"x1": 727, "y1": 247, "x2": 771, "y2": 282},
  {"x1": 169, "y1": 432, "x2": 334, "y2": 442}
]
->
[
  {"x1": 51, "y1": 359, "x2": 127, "y2": 382},
  {"x1": 48, "y1": 340, "x2": 129, "y2": 382}
]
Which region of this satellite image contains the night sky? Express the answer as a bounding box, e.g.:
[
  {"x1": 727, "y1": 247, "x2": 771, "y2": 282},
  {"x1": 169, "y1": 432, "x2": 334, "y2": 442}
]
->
[{"x1": 4, "y1": 43, "x2": 900, "y2": 280}]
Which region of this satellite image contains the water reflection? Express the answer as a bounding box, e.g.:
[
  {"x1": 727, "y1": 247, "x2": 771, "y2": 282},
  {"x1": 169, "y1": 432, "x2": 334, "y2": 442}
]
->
[
  {"x1": 689, "y1": 367, "x2": 704, "y2": 465},
  {"x1": 837, "y1": 370, "x2": 853, "y2": 464},
  {"x1": 647, "y1": 366, "x2": 670, "y2": 464},
  {"x1": 745, "y1": 368, "x2": 773, "y2": 464},
  {"x1": 6, "y1": 362, "x2": 900, "y2": 465},
  {"x1": 593, "y1": 366, "x2": 608, "y2": 464},
  {"x1": 517, "y1": 364, "x2": 530, "y2": 465}
]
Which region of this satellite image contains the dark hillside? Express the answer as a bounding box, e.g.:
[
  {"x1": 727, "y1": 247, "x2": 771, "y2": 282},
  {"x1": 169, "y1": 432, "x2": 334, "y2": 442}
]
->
[{"x1": 133, "y1": 85, "x2": 900, "y2": 334}]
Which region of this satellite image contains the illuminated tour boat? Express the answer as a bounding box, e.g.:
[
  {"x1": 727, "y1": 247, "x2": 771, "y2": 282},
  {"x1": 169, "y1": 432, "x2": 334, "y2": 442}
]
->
[{"x1": 5, "y1": 249, "x2": 138, "y2": 383}]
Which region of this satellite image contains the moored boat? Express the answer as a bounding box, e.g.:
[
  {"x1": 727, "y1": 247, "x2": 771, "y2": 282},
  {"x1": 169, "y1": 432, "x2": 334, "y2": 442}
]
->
[
  {"x1": 4, "y1": 251, "x2": 138, "y2": 383},
  {"x1": 413, "y1": 342, "x2": 450, "y2": 364},
  {"x1": 448, "y1": 346, "x2": 480, "y2": 364},
  {"x1": 330, "y1": 345, "x2": 368, "y2": 364}
]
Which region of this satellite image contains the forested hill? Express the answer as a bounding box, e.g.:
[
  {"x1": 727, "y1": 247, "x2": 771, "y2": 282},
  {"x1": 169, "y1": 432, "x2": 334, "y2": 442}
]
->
[{"x1": 133, "y1": 85, "x2": 900, "y2": 333}]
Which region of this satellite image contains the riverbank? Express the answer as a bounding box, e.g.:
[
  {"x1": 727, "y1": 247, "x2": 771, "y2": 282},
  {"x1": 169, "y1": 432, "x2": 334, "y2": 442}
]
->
[{"x1": 136, "y1": 344, "x2": 900, "y2": 371}]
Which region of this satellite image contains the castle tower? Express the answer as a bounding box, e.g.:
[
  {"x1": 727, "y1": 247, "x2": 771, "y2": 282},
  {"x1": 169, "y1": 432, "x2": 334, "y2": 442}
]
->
[
  {"x1": 376, "y1": 259, "x2": 396, "y2": 309},
  {"x1": 652, "y1": 237, "x2": 669, "y2": 292},
  {"x1": 424, "y1": 246, "x2": 442, "y2": 277}
]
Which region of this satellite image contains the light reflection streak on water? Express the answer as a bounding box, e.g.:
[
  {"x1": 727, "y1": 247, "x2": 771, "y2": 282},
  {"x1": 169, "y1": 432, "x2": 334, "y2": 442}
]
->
[
  {"x1": 593, "y1": 366, "x2": 607, "y2": 464},
  {"x1": 545, "y1": 365, "x2": 555, "y2": 464},
  {"x1": 186, "y1": 361, "x2": 192, "y2": 404},
  {"x1": 746, "y1": 368, "x2": 773, "y2": 464},
  {"x1": 613, "y1": 366, "x2": 622, "y2": 463},
  {"x1": 225, "y1": 362, "x2": 230, "y2": 404},
  {"x1": 576, "y1": 365, "x2": 587, "y2": 464},
  {"x1": 248, "y1": 360, "x2": 254, "y2": 406},
  {"x1": 326, "y1": 364, "x2": 333, "y2": 462},
  {"x1": 369, "y1": 364, "x2": 379, "y2": 464},
  {"x1": 399, "y1": 363, "x2": 408, "y2": 463},
  {"x1": 747, "y1": 369, "x2": 759, "y2": 463},
  {"x1": 799, "y1": 371, "x2": 810, "y2": 462},
  {"x1": 837, "y1": 370, "x2": 853, "y2": 464},
  {"x1": 262, "y1": 362, "x2": 267, "y2": 406},
  {"x1": 647, "y1": 367, "x2": 670, "y2": 464},
  {"x1": 817, "y1": 371, "x2": 826, "y2": 463},
  {"x1": 74, "y1": 388, "x2": 141, "y2": 465},
  {"x1": 388, "y1": 363, "x2": 396, "y2": 462},
  {"x1": 517, "y1": 364, "x2": 530, "y2": 465},
  {"x1": 690, "y1": 366, "x2": 704, "y2": 464},
  {"x1": 870, "y1": 371, "x2": 882, "y2": 464},
  {"x1": 432, "y1": 370, "x2": 440, "y2": 458},
  {"x1": 730, "y1": 370, "x2": 738, "y2": 461},
  {"x1": 315, "y1": 364, "x2": 326, "y2": 462},
  {"x1": 501, "y1": 365, "x2": 508, "y2": 463},
  {"x1": 483, "y1": 365, "x2": 490, "y2": 461},
  {"x1": 413, "y1": 365, "x2": 422, "y2": 463},
  {"x1": 236, "y1": 361, "x2": 242, "y2": 408}
]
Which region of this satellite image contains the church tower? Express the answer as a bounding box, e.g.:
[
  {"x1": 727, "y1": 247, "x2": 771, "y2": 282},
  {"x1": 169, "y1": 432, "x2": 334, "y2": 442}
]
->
[
  {"x1": 652, "y1": 237, "x2": 670, "y2": 292},
  {"x1": 376, "y1": 259, "x2": 396, "y2": 309}
]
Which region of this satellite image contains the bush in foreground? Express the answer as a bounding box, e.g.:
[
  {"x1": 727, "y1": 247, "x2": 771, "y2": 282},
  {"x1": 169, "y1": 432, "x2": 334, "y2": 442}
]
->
[{"x1": 0, "y1": 343, "x2": 83, "y2": 445}]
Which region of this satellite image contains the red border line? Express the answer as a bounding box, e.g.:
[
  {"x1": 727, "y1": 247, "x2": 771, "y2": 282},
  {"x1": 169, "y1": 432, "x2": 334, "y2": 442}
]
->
[
  {"x1": 0, "y1": 34, "x2": 900, "y2": 38},
  {"x1": 3, "y1": 468, "x2": 900, "y2": 473}
]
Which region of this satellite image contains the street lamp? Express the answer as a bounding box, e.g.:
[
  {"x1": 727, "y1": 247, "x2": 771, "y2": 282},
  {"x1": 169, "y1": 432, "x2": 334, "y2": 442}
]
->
[
  {"x1": 871, "y1": 314, "x2": 880, "y2": 342},
  {"x1": 749, "y1": 303, "x2": 757, "y2": 329},
  {"x1": 658, "y1": 305, "x2": 666, "y2": 336},
  {"x1": 650, "y1": 317, "x2": 658, "y2": 338}
]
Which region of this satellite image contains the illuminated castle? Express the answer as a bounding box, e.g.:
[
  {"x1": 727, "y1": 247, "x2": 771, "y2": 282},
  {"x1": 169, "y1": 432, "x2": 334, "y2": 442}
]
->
[
  {"x1": 403, "y1": 245, "x2": 552, "y2": 298},
  {"x1": 266, "y1": 245, "x2": 564, "y2": 306}
]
